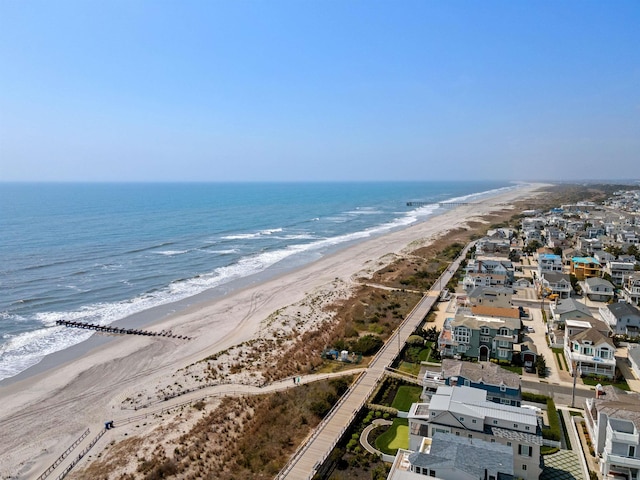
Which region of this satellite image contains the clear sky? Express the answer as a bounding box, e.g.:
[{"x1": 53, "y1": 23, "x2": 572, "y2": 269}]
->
[{"x1": 0, "y1": 1, "x2": 638, "y2": 182}]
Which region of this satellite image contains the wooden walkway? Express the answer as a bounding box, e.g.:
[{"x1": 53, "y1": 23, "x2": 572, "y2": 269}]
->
[{"x1": 278, "y1": 243, "x2": 473, "y2": 479}]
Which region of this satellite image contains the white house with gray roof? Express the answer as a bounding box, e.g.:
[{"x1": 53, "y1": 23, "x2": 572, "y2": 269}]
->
[
  {"x1": 584, "y1": 386, "x2": 640, "y2": 480},
  {"x1": 600, "y1": 302, "x2": 640, "y2": 337},
  {"x1": 387, "y1": 433, "x2": 514, "y2": 480},
  {"x1": 407, "y1": 385, "x2": 542, "y2": 479},
  {"x1": 582, "y1": 277, "x2": 615, "y2": 302}
]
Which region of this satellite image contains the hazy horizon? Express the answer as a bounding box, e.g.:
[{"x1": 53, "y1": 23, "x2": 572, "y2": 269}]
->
[{"x1": 1, "y1": 1, "x2": 639, "y2": 182}]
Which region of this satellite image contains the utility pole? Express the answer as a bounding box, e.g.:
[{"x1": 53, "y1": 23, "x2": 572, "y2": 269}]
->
[{"x1": 571, "y1": 361, "x2": 578, "y2": 408}]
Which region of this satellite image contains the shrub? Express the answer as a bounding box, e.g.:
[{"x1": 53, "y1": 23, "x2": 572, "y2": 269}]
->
[{"x1": 351, "y1": 335, "x2": 384, "y2": 356}]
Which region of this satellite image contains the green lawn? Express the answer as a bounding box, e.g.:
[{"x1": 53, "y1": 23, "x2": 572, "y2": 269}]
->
[
  {"x1": 376, "y1": 418, "x2": 409, "y2": 455},
  {"x1": 500, "y1": 365, "x2": 522, "y2": 375},
  {"x1": 391, "y1": 385, "x2": 423, "y2": 411},
  {"x1": 582, "y1": 376, "x2": 630, "y2": 391},
  {"x1": 397, "y1": 361, "x2": 421, "y2": 376}
]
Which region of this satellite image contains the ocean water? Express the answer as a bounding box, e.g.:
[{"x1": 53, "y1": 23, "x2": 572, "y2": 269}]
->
[{"x1": 0, "y1": 181, "x2": 517, "y2": 380}]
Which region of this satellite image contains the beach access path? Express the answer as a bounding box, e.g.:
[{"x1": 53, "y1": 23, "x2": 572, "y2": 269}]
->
[{"x1": 277, "y1": 243, "x2": 472, "y2": 479}]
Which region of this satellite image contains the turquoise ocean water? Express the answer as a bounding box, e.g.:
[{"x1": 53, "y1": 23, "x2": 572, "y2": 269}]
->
[{"x1": 0, "y1": 181, "x2": 517, "y2": 380}]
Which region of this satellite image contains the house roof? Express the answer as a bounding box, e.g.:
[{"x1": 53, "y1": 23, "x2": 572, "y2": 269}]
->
[
  {"x1": 607, "y1": 302, "x2": 640, "y2": 319},
  {"x1": 571, "y1": 328, "x2": 615, "y2": 348},
  {"x1": 408, "y1": 432, "x2": 514, "y2": 477},
  {"x1": 591, "y1": 386, "x2": 640, "y2": 432},
  {"x1": 555, "y1": 298, "x2": 592, "y2": 316},
  {"x1": 425, "y1": 385, "x2": 538, "y2": 427},
  {"x1": 470, "y1": 306, "x2": 520, "y2": 319},
  {"x1": 452, "y1": 314, "x2": 521, "y2": 331},
  {"x1": 572, "y1": 256, "x2": 601, "y2": 265},
  {"x1": 584, "y1": 277, "x2": 614, "y2": 288},
  {"x1": 542, "y1": 272, "x2": 571, "y2": 284},
  {"x1": 441, "y1": 359, "x2": 521, "y2": 389}
]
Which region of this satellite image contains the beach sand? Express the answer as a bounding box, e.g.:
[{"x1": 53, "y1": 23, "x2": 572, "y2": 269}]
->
[{"x1": 0, "y1": 184, "x2": 547, "y2": 479}]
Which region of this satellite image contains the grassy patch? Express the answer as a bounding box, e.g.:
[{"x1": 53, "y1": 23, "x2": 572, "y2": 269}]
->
[
  {"x1": 391, "y1": 385, "x2": 422, "y2": 412},
  {"x1": 500, "y1": 365, "x2": 522, "y2": 375},
  {"x1": 552, "y1": 348, "x2": 568, "y2": 371},
  {"x1": 376, "y1": 418, "x2": 409, "y2": 455},
  {"x1": 397, "y1": 361, "x2": 421, "y2": 376},
  {"x1": 582, "y1": 376, "x2": 630, "y2": 391}
]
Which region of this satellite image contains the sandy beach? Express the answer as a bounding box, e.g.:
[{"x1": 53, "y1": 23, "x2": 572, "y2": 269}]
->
[{"x1": 0, "y1": 183, "x2": 546, "y2": 479}]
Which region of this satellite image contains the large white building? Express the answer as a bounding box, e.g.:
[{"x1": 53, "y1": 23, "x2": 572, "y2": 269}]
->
[{"x1": 407, "y1": 385, "x2": 542, "y2": 479}]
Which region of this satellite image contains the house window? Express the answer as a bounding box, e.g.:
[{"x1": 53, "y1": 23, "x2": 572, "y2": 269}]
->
[
  {"x1": 499, "y1": 350, "x2": 509, "y2": 358},
  {"x1": 584, "y1": 347, "x2": 593, "y2": 356},
  {"x1": 455, "y1": 431, "x2": 460, "y2": 436},
  {"x1": 507, "y1": 442, "x2": 512, "y2": 447},
  {"x1": 514, "y1": 424, "x2": 519, "y2": 429},
  {"x1": 499, "y1": 340, "x2": 510, "y2": 347},
  {"x1": 501, "y1": 398, "x2": 511, "y2": 405},
  {"x1": 630, "y1": 445, "x2": 636, "y2": 457},
  {"x1": 455, "y1": 326, "x2": 470, "y2": 343},
  {"x1": 574, "y1": 343, "x2": 580, "y2": 351},
  {"x1": 493, "y1": 419, "x2": 498, "y2": 425},
  {"x1": 468, "y1": 434, "x2": 473, "y2": 438},
  {"x1": 600, "y1": 348, "x2": 611, "y2": 359},
  {"x1": 523, "y1": 465, "x2": 528, "y2": 471},
  {"x1": 464, "y1": 379, "x2": 470, "y2": 386},
  {"x1": 518, "y1": 444, "x2": 531, "y2": 456},
  {"x1": 459, "y1": 417, "x2": 464, "y2": 422},
  {"x1": 500, "y1": 384, "x2": 506, "y2": 392},
  {"x1": 472, "y1": 419, "x2": 477, "y2": 424},
  {"x1": 499, "y1": 327, "x2": 509, "y2": 336},
  {"x1": 429, "y1": 471, "x2": 436, "y2": 477},
  {"x1": 525, "y1": 426, "x2": 530, "y2": 431},
  {"x1": 481, "y1": 326, "x2": 490, "y2": 335}
]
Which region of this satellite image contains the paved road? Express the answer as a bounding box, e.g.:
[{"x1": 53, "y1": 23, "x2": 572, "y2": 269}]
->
[{"x1": 277, "y1": 244, "x2": 473, "y2": 479}]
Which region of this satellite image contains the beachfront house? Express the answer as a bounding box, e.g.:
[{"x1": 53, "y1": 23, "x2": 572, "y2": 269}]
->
[
  {"x1": 600, "y1": 302, "x2": 640, "y2": 337},
  {"x1": 584, "y1": 386, "x2": 640, "y2": 480},
  {"x1": 465, "y1": 259, "x2": 515, "y2": 286},
  {"x1": 466, "y1": 286, "x2": 513, "y2": 308},
  {"x1": 387, "y1": 433, "x2": 515, "y2": 480},
  {"x1": 462, "y1": 272, "x2": 507, "y2": 292},
  {"x1": 407, "y1": 385, "x2": 542, "y2": 479},
  {"x1": 438, "y1": 309, "x2": 521, "y2": 362},
  {"x1": 432, "y1": 359, "x2": 522, "y2": 407}
]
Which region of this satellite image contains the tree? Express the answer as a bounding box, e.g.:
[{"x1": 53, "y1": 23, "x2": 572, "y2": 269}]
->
[
  {"x1": 627, "y1": 244, "x2": 639, "y2": 259},
  {"x1": 536, "y1": 354, "x2": 547, "y2": 378},
  {"x1": 523, "y1": 240, "x2": 541, "y2": 254}
]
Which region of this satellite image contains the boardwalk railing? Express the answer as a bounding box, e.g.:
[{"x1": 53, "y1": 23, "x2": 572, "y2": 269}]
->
[
  {"x1": 54, "y1": 428, "x2": 106, "y2": 480},
  {"x1": 36, "y1": 428, "x2": 90, "y2": 480}
]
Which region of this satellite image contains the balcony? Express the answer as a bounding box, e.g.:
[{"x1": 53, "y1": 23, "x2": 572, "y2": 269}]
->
[
  {"x1": 604, "y1": 452, "x2": 640, "y2": 469},
  {"x1": 608, "y1": 425, "x2": 640, "y2": 445}
]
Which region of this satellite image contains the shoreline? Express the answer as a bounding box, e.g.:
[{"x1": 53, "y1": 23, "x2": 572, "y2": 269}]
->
[
  {"x1": 0, "y1": 183, "x2": 548, "y2": 479},
  {"x1": 0, "y1": 183, "x2": 515, "y2": 387}
]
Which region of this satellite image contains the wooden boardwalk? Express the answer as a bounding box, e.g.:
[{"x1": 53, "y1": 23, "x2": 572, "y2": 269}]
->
[{"x1": 278, "y1": 243, "x2": 473, "y2": 479}]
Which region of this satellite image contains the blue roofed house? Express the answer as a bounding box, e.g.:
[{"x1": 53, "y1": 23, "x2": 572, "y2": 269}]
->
[{"x1": 434, "y1": 359, "x2": 522, "y2": 407}]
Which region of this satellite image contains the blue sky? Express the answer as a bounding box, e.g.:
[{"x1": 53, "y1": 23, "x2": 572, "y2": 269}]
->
[{"x1": 1, "y1": 1, "x2": 638, "y2": 182}]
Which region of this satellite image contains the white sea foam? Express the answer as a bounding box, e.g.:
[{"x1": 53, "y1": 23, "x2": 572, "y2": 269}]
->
[
  {"x1": 155, "y1": 250, "x2": 190, "y2": 256},
  {"x1": 0, "y1": 183, "x2": 521, "y2": 381}
]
